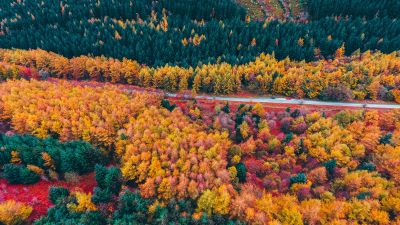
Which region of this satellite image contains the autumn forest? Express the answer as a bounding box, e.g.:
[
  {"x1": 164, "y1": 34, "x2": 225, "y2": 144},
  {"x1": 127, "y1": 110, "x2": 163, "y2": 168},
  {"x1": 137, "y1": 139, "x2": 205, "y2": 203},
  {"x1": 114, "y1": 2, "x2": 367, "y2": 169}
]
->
[{"x1": 0, "y1": 0, "x2": 400, "y2": 225}]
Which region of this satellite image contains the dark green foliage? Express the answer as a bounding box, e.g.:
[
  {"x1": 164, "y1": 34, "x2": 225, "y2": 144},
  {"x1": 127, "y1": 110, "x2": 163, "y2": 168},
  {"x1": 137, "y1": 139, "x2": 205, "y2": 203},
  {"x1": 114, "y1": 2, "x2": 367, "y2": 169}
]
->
[
  {"x1": 380, "y1": 133, "x2": 393, "y2": 145},
  {"x1": 112, "y1": 190, "x2": 151, "y2": 224},
  {"x1": 57, "y1": 141, "x2": 106, "y2": 174},
  {"x1": 296, "y1": 138, "x2": 306, "y2": 156},
  {"x1": 290, "y1": 109, "x2": 301, "y2": 118},
  {"x1": 92, "y1": 187, "x2": 112, "y2": 204},
  {"x1": 283, "y1": 132, "x2": 294, "y2": 144},
  {"x1": 0, "y1": 134, "x2": 106, "y2": 174},
  {"x1": 236, "y1": 162, "x2": 247, "y2": 183},
  {"x1": 34, "y1": 205, "x2": 70, "y2": 225},
  {"x1": 49, "y1": 187, "x2": 70, "y2": 204},
  {"x1": 161, "y1": 99, "x2": 177, "y2": 112},
  {"x1": 356, "y1": 191, "x2": 372, "y2": 200},
  {"x1": 94, "y1": 165, "x2": 123, "y2": 195},
  {"x1": 235, "y1": 127, "x2": 244, "y2": 143},
  {"x1": 1, "y1": 0, "x2": 399, "y2": 66},
  {"x1": 307, "y1": 0, "x2": 400, "y2": 20},
  {"x1": 358, "y1": 162, "x2": 376, "y2": 172},
  {"x1": 39, "y1": 187, "x2": 246, "y2": 225},
  {"x1": 94, "y1": 164, "x2": 108, "y2": 189},
  {"x1": 92, "y1": 165, "x2": 122, "y2": 204},
  {"x1": 104, "y1": 167, "x2": 123, "y2": 195},
  {"x1": 290, "y1": 173, "x2": 307, "y2": 185},
  {"x1": 151, "y1": 198, "x2": 245, "y2": 225},
  {"x1": 34, "y1": 204, "x2": 107, "y2": 225},
  {"x1": 0, "y1": 134, "x2": 107, "y2": 177},
  {"x1": 222, "y1": 102, "x2": 230, "y2": 113},
  {"x1": 3, "y1": 163, "x2": 40, "y2": 184},
  {"x1": 324, "y1": 159, "x2": 337, "y2": 179}
]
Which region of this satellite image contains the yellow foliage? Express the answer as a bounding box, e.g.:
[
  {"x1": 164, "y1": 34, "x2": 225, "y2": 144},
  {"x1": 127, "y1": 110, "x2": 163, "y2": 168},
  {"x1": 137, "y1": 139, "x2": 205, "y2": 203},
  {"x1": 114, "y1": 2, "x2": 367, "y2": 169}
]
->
[
  {"x1": 393, "y1": 89, "x2": 400, "y2": 103},
  {"x1": 304, "y1": 117, "x2": 365, "y2": 167},
  {"x1": 27, "y1": 164, "x2": 45, "y2": 175},
  {"x1": 252, "y1": 103, "x2": 265, "y2": 117},
  {"x1": 239, "y1": 121, "x2": 250, "y2": 139},
  {"x1": 117, "y1": 107, "x2": 232, "y2": 200},
  {"x1": 231, "y1": 155, "x2": 241, "y2": 164},
  {"x1": 0, "y1": 49, "x2": 399, "y2": 99},
  {"x1": 0, "y1": 200, "x2": 32, "y2": 225},
  {"x1": 10, "y1": 151, "x2": 21, "y2": 164},
  {"x1": 0, "y1": 80, "x2": 159, "y2": 149},
  {"x1": 67, "y1": 192, "x2": 97, "y2": 212},
  {"x1": 335, "y1": 44, "x2": 345, "y2": 58},
  {"x1": 41, "y1": 152, "x2": 55, "y2": 170},
  {"x1": 197, "y1": 185, "x2": 231, "y2": 215}
]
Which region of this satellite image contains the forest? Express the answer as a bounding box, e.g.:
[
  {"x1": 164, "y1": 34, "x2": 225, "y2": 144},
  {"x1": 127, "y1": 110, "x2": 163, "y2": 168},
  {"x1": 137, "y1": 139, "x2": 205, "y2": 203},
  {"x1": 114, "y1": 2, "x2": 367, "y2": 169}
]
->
[
  {"x1": 1, "y1": 0, "x2": 400, "y2": 224},
  {"x1": 306, "y1": 0, "x2": 400, "y2": 20},
  {"x1": 0, "y1": 0, "x2": 399, "y2": 66},
  {"x1": 0, "y1": 80, "x2": 400, "y2": 224},
  {"x1": 1, "y1": 48, "x2": 399, "y2": 102}
]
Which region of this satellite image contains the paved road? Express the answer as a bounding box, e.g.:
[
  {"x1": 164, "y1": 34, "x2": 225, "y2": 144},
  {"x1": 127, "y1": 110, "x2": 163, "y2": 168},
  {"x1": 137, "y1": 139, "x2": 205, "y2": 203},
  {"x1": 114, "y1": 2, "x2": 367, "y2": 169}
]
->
[
  {"x1": 166, "y1": 93, "x2": 400, "y2": 109},
  {"x1": 58, "y1": 79, "x2": 400, "y2": 110}
]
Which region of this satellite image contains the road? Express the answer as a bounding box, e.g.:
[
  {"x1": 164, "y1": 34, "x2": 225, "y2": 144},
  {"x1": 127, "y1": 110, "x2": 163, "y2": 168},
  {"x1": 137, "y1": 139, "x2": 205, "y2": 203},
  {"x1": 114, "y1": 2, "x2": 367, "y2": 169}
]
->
[
  {"x1": 51, "y1": 79, "x2": 400, "y2": 110},
  {"x1": 166, "y1": 93, "x2": 400, "y2": 109}
]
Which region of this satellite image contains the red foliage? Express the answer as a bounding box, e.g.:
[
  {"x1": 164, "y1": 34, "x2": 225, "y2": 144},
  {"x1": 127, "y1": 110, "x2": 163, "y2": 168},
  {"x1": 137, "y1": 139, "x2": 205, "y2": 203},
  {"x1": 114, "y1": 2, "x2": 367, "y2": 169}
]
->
[
  {"x1": 0, "y1": 173, "x2": 96, "y2": 221},
  {"x1": 245, "y1": 158, "x2": 265, "y2": 176}
]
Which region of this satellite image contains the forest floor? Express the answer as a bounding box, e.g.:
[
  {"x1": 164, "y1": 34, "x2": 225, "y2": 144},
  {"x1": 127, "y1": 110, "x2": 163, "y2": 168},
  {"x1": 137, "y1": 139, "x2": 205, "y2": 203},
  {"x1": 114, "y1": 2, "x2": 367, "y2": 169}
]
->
[{"x1": 0, "y1": 173, "x2": 96, "y2": 221}]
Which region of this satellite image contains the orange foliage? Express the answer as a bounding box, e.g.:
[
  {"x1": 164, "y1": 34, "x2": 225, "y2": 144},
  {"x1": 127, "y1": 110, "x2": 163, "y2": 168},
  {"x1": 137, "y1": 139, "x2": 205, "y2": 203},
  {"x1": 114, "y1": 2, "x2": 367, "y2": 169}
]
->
[
  {"x1": 116, "y1": 106, "x2": 233, "y2": 200},
  {"x1": 0, "y1": 80, "x2": 159, "y2": 150}
]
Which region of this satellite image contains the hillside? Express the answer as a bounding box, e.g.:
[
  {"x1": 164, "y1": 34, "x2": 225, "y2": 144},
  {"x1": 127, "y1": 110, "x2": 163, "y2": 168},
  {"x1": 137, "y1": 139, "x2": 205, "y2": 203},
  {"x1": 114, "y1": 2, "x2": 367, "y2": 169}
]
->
[{"x1": 0, "y1": 1, "x2": 400, "y2": 225}]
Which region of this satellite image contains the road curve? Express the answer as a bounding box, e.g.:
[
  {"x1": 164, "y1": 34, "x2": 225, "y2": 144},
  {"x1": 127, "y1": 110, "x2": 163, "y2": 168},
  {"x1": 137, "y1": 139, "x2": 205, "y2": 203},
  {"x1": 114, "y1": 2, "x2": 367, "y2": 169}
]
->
[{"x1": 166, "y1": 93, "x2": 400, "y2": 109}]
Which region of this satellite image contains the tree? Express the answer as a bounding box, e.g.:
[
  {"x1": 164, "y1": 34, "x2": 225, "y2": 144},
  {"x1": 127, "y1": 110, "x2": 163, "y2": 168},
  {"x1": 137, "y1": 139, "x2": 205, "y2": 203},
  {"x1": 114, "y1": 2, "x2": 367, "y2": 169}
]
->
[
  {"x1": 49, "y1": 187, "x2": 70, "y2": 204},
  {"x1": 236, "y1": 162, "x2": 247, "y2": 183},
  {"x1": 197, "y1": 185, "x2": 231, "y2": 216},
  {"x1": 0, "y1": 200, "x2": 32, "y2": 225}
]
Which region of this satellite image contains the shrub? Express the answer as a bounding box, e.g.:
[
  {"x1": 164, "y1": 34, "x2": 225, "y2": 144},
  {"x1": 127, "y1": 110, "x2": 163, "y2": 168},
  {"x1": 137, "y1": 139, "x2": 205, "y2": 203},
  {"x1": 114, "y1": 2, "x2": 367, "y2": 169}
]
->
[
  {"x1": 0, "y1": 200, "x2": 32, "y2": 225},
  {"x1": 49, "y1": 187, "x2": 70, "y2": 204},
  {"x1": 3, "y1": 164, "x2": 40, "y2": 184}
]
